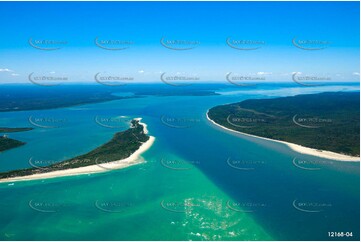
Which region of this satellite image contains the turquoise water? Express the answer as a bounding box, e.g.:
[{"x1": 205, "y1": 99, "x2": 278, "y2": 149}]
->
[{"x1": 0, "y1": 83, "x2": 359, "y2": 240}]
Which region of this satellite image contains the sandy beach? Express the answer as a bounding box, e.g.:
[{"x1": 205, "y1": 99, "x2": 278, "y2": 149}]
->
[
  {"x1": 135, "y1": 118, "x2": 149, "y2": 134},
  {"x1": 206, "y1": 111, "x2": 359, "y2": 162},
  {"x1": 0, "y1": 118, "x2": 155, "y2": 183}
]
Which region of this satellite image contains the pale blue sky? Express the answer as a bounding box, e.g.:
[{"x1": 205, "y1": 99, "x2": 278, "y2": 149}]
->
[{"x1": 0, "y1": 1, "x2": 359, "y2": 84}]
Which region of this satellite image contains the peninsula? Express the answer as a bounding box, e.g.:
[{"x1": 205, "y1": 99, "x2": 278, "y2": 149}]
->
[
  {"x1": 0, "y1": 118, "x2": 155, "y2": 182},
  {"x1": 0, "y1": 127, "x2": 33, "y2": 152}
]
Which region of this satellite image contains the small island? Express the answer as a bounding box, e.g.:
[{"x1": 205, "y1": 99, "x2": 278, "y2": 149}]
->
[
  {"x1": 0, "y1": 118, "x2": 155, "y2": 182},
  {"x1": 0, "y1": 127, "x2": 33, "y2": 152},
  {"x1": 207, "y1": 92, "x2": 360, "y2": 161}
]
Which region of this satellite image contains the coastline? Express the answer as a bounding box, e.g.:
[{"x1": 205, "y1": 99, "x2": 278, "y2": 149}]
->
[
  {"x1": 135, "y1": 118, "x2": 149, "y2": 134},
  {"x1": 206, "y1": 111, "x2": 359, "y2": 162},
  {"x1": 0, "y1": 118, "x2": 155, "y2": 183}
]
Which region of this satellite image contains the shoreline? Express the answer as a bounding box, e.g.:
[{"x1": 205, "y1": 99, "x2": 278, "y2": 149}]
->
[
  {"x1": 206, "y1": 111, "x2": 359, "y2": 162},
  {"x1": 135, "y1": 118, "x2": 149, "y2": 134},
  {"x1": 0, "y1": 118, "x2": 155, "y2": 183}
]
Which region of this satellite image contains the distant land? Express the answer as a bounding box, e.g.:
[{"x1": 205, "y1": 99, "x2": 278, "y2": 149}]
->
[
  {"x1": 0, "y1": 85, "x2": 219, "y2": 112},
  {"x1": 208, "y1": 92, "x2": 360, "y2": 157},
  {"x1": 0, "y1": 127, "x2": 33, "y2": 152},
  {"x1": 0, "y1": 127, "x2": 33, "y2": 133},
  {"x1": 0, "y1": 119, "x2": 150, "y2": 180},
  {"x1": 0, "y1": 85, "x2": 125, "y2": 112}
]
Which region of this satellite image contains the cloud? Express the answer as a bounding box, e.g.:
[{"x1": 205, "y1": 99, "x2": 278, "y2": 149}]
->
[
  {"x1": 0, "y1": 68, "x2": 13, "y2": 72},
  {"x1": 11, "y1": 73, "x2": 20, "y2": 76},
  {"x1": 352, "y1": 72, "x2": 360, "y2": 76}
]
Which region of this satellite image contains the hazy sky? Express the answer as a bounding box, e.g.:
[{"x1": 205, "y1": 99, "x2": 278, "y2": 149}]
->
[{"x1": 0, "y1": 1, "x2": 359, "y2": 84}]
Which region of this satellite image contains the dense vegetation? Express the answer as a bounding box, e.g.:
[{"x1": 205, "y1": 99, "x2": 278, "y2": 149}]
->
[
  {"x1": 0, "y1": 137, "x2": 25, "y2": 152},
  {"x1": 0, "y1": 127, "x2": 33, "y2": 152},
  {"x1": 0, "y1": 120, "x2": 149, "y2": 179},
  {"x1": 208, "y1": 92, "x2": 360, "y2": 156}
]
